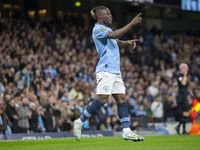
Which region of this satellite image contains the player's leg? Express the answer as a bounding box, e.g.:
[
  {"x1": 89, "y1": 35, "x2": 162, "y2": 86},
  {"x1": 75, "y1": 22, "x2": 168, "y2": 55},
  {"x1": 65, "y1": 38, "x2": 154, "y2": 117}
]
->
[
  {"x1": 182, "y1": 121, "x2": 188, "y2": 135},
  {"x1": 112, "y1": 94, "x2": 144, "y2": 141},
  {"x1": 80, "y1": 95, "x2": 108, "y2": 122},
  {"x1": 182, "y1": 112, "x2": 190, "y2": 135},
  {"x1": 73, "y1": 95, "x2": 109, "y2": 141},
  {"x1": 112, "y1": 75, "x2": 144, "y2": 141},
  {"x1": 175, "y1": 94, "x2": 182, "y2": 135},
  {"x1": 175, "y1": 121, "x2": 182, "y2": 135},
  {"x1": 73, "y1": 72, "x2": 112, "y2": 141},
  {"x1": 182, "y1": 96, "x2": 190, "y2": 135}
]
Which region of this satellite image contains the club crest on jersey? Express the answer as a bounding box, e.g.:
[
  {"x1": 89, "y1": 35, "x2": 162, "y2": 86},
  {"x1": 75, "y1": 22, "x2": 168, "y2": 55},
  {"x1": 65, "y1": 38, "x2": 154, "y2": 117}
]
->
[
  {"x1": 103, "y1": 86, "x2": 109, "y2": 92},
  {"x1": 100, "y1": 27, "x2": 107, "y2": 33}
]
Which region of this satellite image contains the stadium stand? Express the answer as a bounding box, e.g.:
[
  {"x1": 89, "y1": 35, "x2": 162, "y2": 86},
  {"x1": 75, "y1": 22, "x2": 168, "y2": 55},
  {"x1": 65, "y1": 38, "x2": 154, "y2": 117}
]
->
[{"x1": 0, "y1": 14, "x2": 200, "y2": 134}]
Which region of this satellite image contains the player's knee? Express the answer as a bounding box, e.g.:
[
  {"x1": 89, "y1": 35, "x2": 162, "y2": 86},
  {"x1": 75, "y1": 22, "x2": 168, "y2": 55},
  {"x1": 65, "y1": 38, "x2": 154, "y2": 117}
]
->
[
  {"x1": 97, "y1": 95, "x2": 109, "y2": 104},
  {"x1": 119, "y1": 98, "x2": 127, "y2": 103},
  {"x1": 115, "y1": 98, "x2": 127, "y2": 104}
]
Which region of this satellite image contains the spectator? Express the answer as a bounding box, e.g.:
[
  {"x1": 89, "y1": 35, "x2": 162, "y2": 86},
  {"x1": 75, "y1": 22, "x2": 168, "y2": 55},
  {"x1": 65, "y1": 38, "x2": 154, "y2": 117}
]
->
[
  {"x1": 148, "y1": 82, "x2": 159, "y2": 97},
  {"x1": 37, "y1": 105, "x2": 46, "y2": 133},
  {"x1": 105, "y1": 117, "x2": 112, "y2": 131},
  {"x1": 143, "y1": 97, "x2": 153, "y2": 120},
  {"x1": 68, "y1": 82, "x2": 83, "y2": 101},
  {"x1": 44, "y1": 108, "x2": 57, "y2": 132},
  {"x1": 0, "y1": 82, "x2": 5, "y2": 95},
  {"x1": 60, "y1": 100, "x2": 73, "y2": 131},
  {"x1": 61, "y1": 92, "x2": 71, "y2": 103},
  {"x1": 5, "y1": 99, "x2": 19, "y2": 133},
  {"x1": 151, "y1": 96, "x2": 164, "y2": 122},
  {"x1": 164, "y1": 95, "x2": 177, "y2": 122},
  {"x1": 0, "y1": 98, "x2": 7, "y2": 138},
  {"x1": 39, "y1": 91, "x2": 48, "y2": 107},
  {"x1": 45, "y1": 64, "x2": 57, "y2": 79},
  {"x1": 95, "y1": 106, "x2": 107, "y2": 130},
  {"x1": 29, "y1": 103, "x2": 38, "y2": 133},
  {"x1": 111, "y1": 115, "x2": 121, "y2": 131},
  {"x1": 0, "y1": 17, "x2": 199, "y2": 133},
  {"x1": 16, "y1": 98, "x2": 31, "y2": 133},
  {"x1": 135, "y1": 104, "x2": 147, "y2": 117},
  {"x1": 4, "y1": 94, "x2": 11, "y2": 104},
  {"x1": 45, "y1": 97, "x2": 55, "y2": 114}
]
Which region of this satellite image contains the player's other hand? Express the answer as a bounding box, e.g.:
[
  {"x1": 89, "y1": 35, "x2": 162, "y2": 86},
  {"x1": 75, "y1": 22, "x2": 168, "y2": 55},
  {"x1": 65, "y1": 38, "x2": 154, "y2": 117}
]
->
[
  {"x1": 128, "y1": 39, "x2": 139, "y2": 49},
  {"x1": 131, "y1": 13, "x2": 142, "y2": 26}
]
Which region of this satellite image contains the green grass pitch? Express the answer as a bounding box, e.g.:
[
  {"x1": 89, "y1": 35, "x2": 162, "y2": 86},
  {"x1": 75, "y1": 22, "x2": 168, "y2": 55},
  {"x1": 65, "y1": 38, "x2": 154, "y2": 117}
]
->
[{"x1": 0, "y1": 135, "x2": 200, "y2": 150}]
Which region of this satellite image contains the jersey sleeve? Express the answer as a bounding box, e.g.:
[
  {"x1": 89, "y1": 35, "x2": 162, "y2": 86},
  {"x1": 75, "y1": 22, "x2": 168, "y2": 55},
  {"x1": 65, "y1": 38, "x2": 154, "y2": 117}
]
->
[{"x1": 93, "y1": 26, "x2": 112, "y2": 39}]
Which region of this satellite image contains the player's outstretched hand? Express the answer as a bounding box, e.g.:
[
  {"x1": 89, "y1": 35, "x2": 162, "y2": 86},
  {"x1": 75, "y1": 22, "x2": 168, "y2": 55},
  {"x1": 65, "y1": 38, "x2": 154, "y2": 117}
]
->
[
  {"x1": 131, "y1": 13, "x2": 142, "y2": 26},
  {"x1": 128, "y1": 39, "x2": 139, "y2": 49}
]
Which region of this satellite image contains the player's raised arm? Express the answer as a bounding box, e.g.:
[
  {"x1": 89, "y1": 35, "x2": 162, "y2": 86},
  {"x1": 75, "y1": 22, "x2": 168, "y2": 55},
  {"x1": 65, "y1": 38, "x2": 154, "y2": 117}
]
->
[{"x1": 107, "y1": 13, "x2": 142, "y2": 39}]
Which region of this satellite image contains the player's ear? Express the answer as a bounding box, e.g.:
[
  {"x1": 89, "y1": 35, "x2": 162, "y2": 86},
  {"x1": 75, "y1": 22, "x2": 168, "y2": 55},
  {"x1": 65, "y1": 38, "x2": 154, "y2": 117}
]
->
[{"x1": 97, "y1": 14, "x2": 102, "y2": 19}]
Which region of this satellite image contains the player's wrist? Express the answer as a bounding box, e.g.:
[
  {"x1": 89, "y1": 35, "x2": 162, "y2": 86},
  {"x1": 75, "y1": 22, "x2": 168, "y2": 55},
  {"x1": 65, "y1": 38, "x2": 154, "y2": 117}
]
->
[
  {"x1": 131, "y1": 22, "x2": 136, "y2": 26},
  {"x1": 129, "y1": 21, "x2": 136, "y2": 27}
]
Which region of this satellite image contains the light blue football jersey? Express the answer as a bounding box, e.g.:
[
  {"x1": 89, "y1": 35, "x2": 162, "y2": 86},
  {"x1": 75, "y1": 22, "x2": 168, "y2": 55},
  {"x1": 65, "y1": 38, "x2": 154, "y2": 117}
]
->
[{"x1": 92, "y1": 23, "x2": 121, "y2": 74}]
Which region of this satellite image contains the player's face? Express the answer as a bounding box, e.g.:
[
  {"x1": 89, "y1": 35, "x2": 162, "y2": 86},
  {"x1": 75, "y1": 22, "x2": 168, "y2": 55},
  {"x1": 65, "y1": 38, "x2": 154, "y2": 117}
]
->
[{"x1": 100, "y1": 8, "x2": 113, "y2": 26}]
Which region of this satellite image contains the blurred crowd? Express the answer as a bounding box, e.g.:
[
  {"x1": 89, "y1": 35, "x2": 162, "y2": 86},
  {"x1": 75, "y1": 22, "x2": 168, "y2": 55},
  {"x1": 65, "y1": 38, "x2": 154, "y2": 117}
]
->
[{"x1": 0, "y1": 15, "x2": 200, "y2": 134}]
